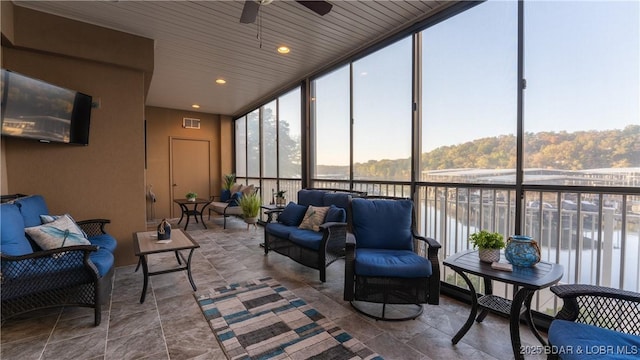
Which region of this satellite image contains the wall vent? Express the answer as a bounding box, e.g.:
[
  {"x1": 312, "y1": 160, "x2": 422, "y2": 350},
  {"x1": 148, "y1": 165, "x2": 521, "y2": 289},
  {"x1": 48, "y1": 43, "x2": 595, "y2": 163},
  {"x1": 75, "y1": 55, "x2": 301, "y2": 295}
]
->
[{"x1": 182, "y1": 117, "x2": 201, "y2": 129}]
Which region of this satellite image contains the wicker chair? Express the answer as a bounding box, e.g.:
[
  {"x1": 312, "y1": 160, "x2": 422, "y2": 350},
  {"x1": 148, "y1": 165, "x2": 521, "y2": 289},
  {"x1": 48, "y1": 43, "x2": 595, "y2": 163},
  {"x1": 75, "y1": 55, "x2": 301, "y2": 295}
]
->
[
  {"x1": 547, "y1": 284, "x2": 640, "y2": 360},
  {"x1": 343, "y1": 197, "x2": 440, "y2": 321}
]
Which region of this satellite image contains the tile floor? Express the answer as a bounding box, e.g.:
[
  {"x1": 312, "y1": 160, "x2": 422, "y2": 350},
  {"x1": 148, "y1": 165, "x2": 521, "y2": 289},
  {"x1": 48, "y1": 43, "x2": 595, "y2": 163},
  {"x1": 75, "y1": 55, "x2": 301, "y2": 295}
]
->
[{"x1": 1, "y1": 218, "x2": 548, "y2": 360}]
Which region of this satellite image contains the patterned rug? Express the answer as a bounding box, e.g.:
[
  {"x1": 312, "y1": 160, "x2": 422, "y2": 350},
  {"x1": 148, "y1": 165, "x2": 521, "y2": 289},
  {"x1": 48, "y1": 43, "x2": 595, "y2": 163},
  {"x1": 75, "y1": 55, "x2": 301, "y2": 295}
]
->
[{"x1": 195, "y1": 277, "x2": 383, "y2": 360}]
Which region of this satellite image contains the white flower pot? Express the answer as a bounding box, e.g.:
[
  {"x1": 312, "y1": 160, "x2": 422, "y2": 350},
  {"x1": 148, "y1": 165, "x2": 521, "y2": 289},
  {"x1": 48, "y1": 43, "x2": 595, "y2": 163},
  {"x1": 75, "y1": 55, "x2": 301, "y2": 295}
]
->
[{"x1": 478, "y1": 249, "x2": 500, "y2": 263}]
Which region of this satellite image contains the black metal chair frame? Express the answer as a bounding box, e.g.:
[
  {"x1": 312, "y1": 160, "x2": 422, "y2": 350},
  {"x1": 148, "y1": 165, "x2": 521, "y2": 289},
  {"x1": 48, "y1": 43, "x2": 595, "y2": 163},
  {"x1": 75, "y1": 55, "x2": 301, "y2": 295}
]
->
[{"x1": 343, "y1": 196, "x2": 441, "y2": 321}]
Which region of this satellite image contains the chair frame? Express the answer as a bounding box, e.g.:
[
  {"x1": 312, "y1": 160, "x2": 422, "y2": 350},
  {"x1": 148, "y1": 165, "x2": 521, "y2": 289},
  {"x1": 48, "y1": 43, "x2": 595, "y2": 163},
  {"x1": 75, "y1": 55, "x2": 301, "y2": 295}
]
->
[{"x1": 343, "y1": 196, "x2": 441, "y2": 321}]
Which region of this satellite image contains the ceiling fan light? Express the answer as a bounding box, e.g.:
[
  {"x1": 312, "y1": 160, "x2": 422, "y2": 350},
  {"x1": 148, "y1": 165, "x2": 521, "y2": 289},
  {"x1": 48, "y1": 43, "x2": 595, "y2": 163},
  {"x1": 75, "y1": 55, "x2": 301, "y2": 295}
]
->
[{"x1": 277, "y1": 46, "x2": 290, "y2": 54}]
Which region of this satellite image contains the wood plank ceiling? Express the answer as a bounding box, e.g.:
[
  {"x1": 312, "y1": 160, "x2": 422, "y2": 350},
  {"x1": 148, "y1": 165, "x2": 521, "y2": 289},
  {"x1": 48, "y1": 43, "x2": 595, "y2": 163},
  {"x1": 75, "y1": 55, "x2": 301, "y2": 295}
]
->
[{"x1": 14, "y1": 0, "x2": 450, "y2": 117}]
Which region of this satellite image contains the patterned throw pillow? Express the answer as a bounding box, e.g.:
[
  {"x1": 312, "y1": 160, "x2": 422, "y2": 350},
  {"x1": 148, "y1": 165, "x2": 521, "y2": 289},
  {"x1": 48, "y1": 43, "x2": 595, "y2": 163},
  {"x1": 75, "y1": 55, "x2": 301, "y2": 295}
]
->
[
  {"x1": 26, "y1": 214, "x2": 91, "y2": 251},
  {"x1": 298, "y1": 206, "x2": 330, "y2": 232},
  {"x1": 40, "y1": 214, "x2": 88, "y2": 238}
]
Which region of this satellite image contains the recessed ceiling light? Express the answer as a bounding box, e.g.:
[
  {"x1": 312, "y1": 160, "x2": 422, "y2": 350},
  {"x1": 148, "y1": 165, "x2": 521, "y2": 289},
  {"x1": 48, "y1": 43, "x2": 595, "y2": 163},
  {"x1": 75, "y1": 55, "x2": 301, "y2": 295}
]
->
[
  {"x1": 192, "y1": 104, "x2": 200, "y2": 109},
  {"x1": 216, "y1": 79, "x2": 226, "y2": 84},
  {"x1": 277, "y1": 46, "x2": 290, "y2": 54}
]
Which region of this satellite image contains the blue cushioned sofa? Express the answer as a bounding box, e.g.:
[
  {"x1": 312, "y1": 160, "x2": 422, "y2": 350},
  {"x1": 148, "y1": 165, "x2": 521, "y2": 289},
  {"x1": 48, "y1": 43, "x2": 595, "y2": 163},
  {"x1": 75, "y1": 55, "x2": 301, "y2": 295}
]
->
[
  {"x1": 263, "y1": 188, "x2": 366, "y2": 282},
  {"x1": 1, "y1": 195, "x2": 117, "y2": 325}
]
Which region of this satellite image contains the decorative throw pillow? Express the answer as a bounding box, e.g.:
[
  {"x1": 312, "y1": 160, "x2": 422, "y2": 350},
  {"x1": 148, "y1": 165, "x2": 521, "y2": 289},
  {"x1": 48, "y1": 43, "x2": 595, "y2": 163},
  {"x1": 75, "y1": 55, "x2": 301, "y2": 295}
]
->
[
  {"x1": 26, "y1": 214, "x2": 91, "y2": 251},
  {"x1": 298, "y1": 206, "x2": 330, "y2": 232},
  {"x1": 40, "y1": 214, "x2": 88, "y2": 238},
  {"x1": 230, "y1": 183, "x2": 243, "y2": 194},
  {"x1": 228, "y1": 191, "x2": 243, "y2": 207},
  {"x1": 324, "y1": 205, "x2": 347, "y2": 223},
  {"x1": 241, "y1": 184, "x2": 255, "y2": 196},
  {"x1": 277, "y1": 202, "x2": 308, "y2": 226}
]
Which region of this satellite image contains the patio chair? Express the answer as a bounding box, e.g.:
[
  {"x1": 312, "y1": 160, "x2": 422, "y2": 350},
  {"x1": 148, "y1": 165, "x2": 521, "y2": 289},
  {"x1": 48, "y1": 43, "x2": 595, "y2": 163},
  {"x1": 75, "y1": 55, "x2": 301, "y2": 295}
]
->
[
  {"x1": 547, "y1": 284, "x2": 640, "y2": 360},
  {"x1": 343, "y1": 197, "x2": 441, "y2": 321}
]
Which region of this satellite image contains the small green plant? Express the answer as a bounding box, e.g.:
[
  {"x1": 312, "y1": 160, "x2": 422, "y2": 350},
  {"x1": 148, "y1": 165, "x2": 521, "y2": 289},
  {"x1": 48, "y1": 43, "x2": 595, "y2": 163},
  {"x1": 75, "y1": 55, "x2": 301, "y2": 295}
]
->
[
  {"x1": 185, "y1": 191, "x2": 198, "y2": 199},
  {"x1": 469, "y1": 230, "x2": 505, "y2": 250},
  {"x1": 276, "y1": 190, "x2": 286, "y2": 198},
  {"x1": 222, "y1": 174, "x2": 236, "y2": 190},
  {"x1": 239, "y1": 192, "x2": 261, "y2": 218}
]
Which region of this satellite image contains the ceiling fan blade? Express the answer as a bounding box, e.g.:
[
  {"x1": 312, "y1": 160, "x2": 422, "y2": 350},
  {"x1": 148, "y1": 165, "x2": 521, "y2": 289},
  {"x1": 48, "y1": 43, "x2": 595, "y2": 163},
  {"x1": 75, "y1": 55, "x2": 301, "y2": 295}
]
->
[
  {"x1": 296, "y1": 1, "x2": 332, "y2": 16},
  {"x1": 240, "y1": 0, "x2": 260, "y2": 23}
]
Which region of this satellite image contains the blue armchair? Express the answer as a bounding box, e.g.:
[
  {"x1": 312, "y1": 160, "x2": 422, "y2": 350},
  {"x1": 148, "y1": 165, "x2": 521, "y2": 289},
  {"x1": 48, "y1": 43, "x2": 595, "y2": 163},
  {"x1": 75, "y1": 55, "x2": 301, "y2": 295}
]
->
[{"x1": 343, "y1": 197, "x2": 441, "y2": 320}]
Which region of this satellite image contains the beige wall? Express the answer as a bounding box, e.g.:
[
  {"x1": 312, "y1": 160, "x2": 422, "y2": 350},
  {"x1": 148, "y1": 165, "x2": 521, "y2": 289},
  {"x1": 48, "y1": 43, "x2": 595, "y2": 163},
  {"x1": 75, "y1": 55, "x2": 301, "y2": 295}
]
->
[
  {"x1": 1, "y1": 4, "x2": 153, "y2": 266},
  {"x1": 145, "y1": 107, "x2": 234, "y2": 220}
]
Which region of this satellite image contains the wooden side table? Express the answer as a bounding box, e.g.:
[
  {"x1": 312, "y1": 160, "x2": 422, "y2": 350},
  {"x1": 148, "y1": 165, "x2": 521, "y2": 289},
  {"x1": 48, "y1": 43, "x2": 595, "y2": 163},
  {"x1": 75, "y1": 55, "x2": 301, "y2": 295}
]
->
[
  {"x1": 133, "y1": 229, "x2": 200, "y2": 303},
  {"x1": 443, "y1": 250, "x2": 563, "y2": 360}
]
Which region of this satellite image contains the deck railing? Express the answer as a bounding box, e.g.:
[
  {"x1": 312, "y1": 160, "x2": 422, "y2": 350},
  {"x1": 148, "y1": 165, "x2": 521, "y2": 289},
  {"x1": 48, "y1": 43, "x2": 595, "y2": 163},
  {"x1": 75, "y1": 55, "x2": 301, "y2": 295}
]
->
[{"x1": 240, "y1": 177, "x2": 640, "y2": 315}]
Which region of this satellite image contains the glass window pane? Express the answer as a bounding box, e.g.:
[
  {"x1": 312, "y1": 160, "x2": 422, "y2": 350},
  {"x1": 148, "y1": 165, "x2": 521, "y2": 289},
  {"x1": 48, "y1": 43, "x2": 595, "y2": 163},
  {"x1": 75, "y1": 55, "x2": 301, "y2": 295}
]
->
[
  {"x1": 353, "y1": 37, "x2": 412, "y2": 181},
  {"x1": 235, "y1": 117, "x2": 246, "y2": 177},
  {"x1": 420, "y1": 1, "x2": 518, "y2": 184},
  {"x1": 262, "y1": 101, "x2": 277, "y2": 178},
  {"x1": 247, "y1": 110, "x2": 260, "y2": 177},
  {"x1": 279, "y1": 87, "x2": 301, "y2": 178},
  {"x1": 312, "y1": 65, "x2": 350, "y2": 180},
  {"x1": 524, "y1": 1, "x2": 640, "y2": 186}
]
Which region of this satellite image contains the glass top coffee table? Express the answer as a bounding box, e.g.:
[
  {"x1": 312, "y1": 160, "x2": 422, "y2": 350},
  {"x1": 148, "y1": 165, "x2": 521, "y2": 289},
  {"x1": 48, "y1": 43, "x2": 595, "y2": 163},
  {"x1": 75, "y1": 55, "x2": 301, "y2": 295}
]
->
[
  {"x1": 444, "y1": 250, "x2": 564, "y2": 360},
  {"x1": 133, "y1": 229, "x2": 200, "y2": 303}
]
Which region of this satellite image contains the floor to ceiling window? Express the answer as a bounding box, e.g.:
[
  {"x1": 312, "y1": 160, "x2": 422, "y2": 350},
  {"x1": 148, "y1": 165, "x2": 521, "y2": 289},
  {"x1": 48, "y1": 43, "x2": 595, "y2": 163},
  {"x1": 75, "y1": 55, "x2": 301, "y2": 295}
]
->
[
  {"x1": 311, "y1": 65, "x2": 351, "y2": 181},
  {"x1": 420, "y1": 1, "x2": 518, "y2": 184},
  {"x1": 353, "y1": 37, "x2": 412, "y2": 182}
]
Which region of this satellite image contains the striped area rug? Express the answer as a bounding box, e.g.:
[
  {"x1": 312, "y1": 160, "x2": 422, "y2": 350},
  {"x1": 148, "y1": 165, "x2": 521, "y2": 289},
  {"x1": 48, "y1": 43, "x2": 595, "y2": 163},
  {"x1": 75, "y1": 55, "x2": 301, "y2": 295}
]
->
[{"x1": 195, "y1": 277, "x2": 383, "y2": 360}]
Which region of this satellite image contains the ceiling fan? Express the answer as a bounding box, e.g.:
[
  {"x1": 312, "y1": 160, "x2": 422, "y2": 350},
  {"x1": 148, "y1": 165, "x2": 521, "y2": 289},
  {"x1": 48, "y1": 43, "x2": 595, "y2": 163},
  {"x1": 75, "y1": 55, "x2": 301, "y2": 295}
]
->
[{"x1": 240, "y1": 0, "x2": 333, "y2": 24}]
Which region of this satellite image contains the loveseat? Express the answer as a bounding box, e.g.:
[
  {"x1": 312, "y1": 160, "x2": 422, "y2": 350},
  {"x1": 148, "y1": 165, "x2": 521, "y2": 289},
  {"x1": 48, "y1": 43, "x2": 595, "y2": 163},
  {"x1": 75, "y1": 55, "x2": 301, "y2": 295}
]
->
[
  {"x1": 208, "y1": 184, "x2": 259, "y2": 228},
  {"x1": 1, "y1": 195, "x2": 117, "y2": 325},
  {"x1": 263, "y1": 188, "x2": 366, "y2": 282}
]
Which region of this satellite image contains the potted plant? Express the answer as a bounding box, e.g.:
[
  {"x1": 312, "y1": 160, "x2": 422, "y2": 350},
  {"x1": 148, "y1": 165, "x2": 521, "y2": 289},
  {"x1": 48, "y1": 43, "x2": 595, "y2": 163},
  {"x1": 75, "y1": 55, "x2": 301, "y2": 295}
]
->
[
  {"x1": 469, "y1": 230, "x2": 505, "y2": 263},
  {"x1": 221, "y1": 173, "x2": 236, "y2": 201},
  {"x1": 185, "y1": 191, "x2": 198, "y2": 202},
  {"x1": 238, "y1": 192, "x2": 261, "y2": 227},
  {"x1": 275, "y1": 190, "x2": 287, "y2": 206}
]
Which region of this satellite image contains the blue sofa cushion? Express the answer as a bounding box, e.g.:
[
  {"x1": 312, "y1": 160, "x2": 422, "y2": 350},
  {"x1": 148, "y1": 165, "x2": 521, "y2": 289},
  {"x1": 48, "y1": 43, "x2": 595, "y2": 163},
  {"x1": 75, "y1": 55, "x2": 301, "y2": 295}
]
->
[
  {"x1": 355, "y1": 249, "x2": 432, "y2": 278},
  {"x1": 1, "y1": 203, "x2": 33, "y2": 256},
  {"x1": 352, "y1": 198, "x2": 413, "y2": 251},
  {"x1": 548, "y1": 319, "x2": 640, "y2": 360},
  {"x1": 324, "y1": 205, "x2": 346, "y2": 223},
  {"x1": 265, "y1": 222, "x2": 296, "y2": 239},
  {"x1": 298, "y1": 189, "x2": 325, "y2": 207},
  {"x1": 89, "y1": 248, "x2": 115, "y2": 277},
  {"x1": 88, "y1": 234, "x2": 118, "y2": 253},
  {"x1": 288, "y1": 228, "x2": 324, "y2": 251},
  {"x1": 322, "y1": 193, "x2": 350, "y2": 210},
  {"x1": 15, "y1": 195, "x2": 49, "y2": 227},
  {"x1": 277, "y1": 202, "x2": 308, "y2": 226}
]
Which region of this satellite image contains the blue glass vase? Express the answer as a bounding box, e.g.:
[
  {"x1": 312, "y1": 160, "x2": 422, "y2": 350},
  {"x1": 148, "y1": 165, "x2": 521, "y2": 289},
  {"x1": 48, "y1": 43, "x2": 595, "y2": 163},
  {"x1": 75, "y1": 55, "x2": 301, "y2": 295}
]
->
[{"x1": 505, "y1": 235, "x2": 540, "y2": 267}]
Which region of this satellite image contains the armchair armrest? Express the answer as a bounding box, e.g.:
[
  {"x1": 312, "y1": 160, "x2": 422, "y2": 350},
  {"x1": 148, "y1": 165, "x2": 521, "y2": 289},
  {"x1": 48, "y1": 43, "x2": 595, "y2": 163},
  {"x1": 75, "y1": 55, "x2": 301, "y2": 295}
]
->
[
  {"x1": 76, "y1": 219, "x2": 111, "y2": 237},
  {"x1": 344, "y1": 232, "x2": 357, "y2": 301},
  {"x1": 551, "y1": 284, "x2": 640, "y2": 333}
]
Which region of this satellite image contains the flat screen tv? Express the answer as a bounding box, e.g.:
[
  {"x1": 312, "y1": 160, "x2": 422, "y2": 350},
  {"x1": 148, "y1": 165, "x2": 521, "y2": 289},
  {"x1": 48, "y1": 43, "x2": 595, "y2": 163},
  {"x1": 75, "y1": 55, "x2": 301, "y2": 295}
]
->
[{"x1": 0, "y1": 69, "x2": 92, "y2": 145}]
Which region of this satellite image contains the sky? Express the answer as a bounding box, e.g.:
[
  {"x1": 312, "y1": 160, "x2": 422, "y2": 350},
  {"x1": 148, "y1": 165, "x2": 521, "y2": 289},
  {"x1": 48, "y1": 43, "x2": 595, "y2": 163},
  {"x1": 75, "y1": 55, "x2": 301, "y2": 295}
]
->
[{"x1": 304, "y1": 0, "x2": 639, "y2": 166}]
